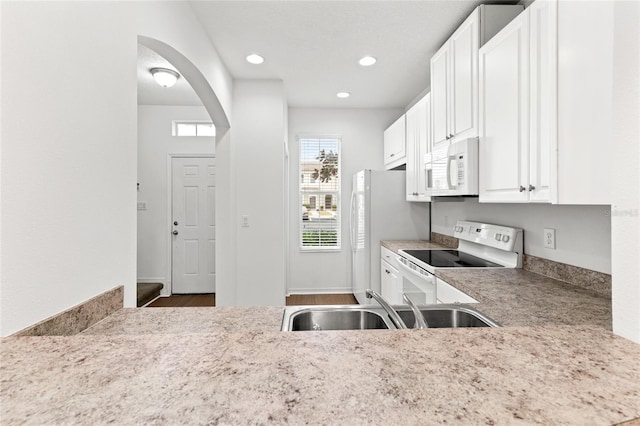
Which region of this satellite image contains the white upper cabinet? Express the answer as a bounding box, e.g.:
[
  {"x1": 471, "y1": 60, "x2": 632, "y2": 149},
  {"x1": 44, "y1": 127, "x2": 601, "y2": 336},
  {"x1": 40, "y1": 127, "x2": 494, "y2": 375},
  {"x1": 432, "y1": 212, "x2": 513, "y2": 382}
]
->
[
  {"x1": 383, "y1": 114, "x2": 406, "y2": 170},
  {"x1": 405, "y1": 93, "x2": 431, "y2": 202},
  {"x1": 479, "y1": 0, "x2": 613, "y2": 205},
  {"x1": 478, "y1": 10, "x2": 531, "y2": 203},
  {"x1": 431, "y1": 5, "x2": 524, "y2": 150},
  {"x1": 431, "y1": 45, "x2": 450, "y2": 149}
]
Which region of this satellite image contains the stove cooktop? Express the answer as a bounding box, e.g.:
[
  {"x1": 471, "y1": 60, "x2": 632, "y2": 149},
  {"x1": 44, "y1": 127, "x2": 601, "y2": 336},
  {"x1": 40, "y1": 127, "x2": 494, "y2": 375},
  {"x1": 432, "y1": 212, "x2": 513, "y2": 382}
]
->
[{"x1": 403, "y1": 249, "x2": 504, "y2": 268}]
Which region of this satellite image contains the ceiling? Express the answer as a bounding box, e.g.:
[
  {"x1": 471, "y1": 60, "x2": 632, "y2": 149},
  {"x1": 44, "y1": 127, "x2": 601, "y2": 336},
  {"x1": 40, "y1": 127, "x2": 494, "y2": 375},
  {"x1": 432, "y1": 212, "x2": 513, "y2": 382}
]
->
[{"x1": 139, "y1": 0, "x2": 498, "y2": 109}]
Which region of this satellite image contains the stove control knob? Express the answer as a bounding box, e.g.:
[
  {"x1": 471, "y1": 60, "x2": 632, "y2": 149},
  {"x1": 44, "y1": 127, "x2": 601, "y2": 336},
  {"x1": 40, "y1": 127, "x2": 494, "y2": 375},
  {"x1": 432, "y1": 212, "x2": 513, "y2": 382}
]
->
[
  {"x1": 502, "y1": 235, "x2": 510, "y2": 243},
  {"x1": 495, "y1": 233, "x2": 502, "y2": 241}
]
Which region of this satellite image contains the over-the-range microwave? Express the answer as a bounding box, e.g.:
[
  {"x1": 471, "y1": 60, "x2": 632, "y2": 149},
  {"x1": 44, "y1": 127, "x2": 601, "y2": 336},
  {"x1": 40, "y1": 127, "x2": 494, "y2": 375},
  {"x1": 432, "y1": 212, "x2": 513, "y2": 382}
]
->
[{"x1": 425, "y1": 137, "x2": 478, "y2": 197}]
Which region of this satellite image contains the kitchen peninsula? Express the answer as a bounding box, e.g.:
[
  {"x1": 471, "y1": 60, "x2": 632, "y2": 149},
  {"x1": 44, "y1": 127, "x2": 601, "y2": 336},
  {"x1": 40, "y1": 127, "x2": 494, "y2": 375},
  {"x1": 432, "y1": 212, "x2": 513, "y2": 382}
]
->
[{"x1": 2, "y1": 267, "x2": 639, "y2": 425}]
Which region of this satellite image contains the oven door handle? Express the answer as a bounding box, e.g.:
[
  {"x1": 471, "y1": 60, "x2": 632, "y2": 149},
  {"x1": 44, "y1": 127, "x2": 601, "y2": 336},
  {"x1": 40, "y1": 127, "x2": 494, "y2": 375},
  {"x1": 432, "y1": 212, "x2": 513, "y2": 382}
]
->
[{"x1": 395, "y1": 256, "x2": 436, "y2": 292}]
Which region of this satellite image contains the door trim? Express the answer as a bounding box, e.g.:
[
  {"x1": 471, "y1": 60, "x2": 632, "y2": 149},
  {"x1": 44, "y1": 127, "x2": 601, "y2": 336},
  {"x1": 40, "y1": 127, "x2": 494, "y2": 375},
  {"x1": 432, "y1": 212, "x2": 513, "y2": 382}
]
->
[{"x1": 166, "y1": 153, "x2": 216, "y2": 295}]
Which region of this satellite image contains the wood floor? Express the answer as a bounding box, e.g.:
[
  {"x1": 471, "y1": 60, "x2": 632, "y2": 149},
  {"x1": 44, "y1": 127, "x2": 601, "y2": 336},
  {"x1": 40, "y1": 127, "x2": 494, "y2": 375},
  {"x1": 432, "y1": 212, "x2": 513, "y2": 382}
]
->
[
  {"x1": 285, "y1": 293, "x2": 358, "y2": 305},
  {"x1": 145, "y1": 293, "x2": 358, "y2": 307},
  {"x1": 147, "y1": 294, "x2": 216, "y2": 307}
]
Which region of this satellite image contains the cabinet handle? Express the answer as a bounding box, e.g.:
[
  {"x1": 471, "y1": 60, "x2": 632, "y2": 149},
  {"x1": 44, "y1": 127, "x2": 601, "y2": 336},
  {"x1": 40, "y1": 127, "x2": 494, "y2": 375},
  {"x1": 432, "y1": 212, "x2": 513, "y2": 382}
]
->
[
  {"x1": 385, "y1": 269, "x2": 391, "y2": 274},
  {"x1": 528, "y1": 185, "x2": 535, "y2": 191},
  {"x1": 390, "y1": 153, "x2": 395, "y2": 157},
  {"x1": 449, "y1": 133, "x2": 454, "y2": 139},
  {"x1": 445, "y1": 135, "x2": 450, "y2": 140},
  {"x1": 519, "y1": 186, "x2": 526, "y2": 192}
]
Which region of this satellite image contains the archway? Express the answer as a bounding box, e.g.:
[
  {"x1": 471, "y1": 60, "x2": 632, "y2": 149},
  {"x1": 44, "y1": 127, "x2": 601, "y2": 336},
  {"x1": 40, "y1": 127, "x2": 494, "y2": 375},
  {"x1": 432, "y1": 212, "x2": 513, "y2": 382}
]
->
[
  {"x1": 136, "y1": 36, "x2": 229, "y2": 307},
  {"x1": 137, "y1": 35, "x2": 230, "y2": 138}
]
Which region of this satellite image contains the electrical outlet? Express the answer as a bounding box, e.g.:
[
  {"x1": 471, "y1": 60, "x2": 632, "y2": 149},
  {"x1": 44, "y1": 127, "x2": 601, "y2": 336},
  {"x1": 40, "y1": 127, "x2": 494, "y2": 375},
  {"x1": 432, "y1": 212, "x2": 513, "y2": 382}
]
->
[
  {"x1": 241, "y1": 215, "x2": 249, "y2": 227},
  {"x1": 544, "y1": 228, "x2": 556, "y2": 249}
]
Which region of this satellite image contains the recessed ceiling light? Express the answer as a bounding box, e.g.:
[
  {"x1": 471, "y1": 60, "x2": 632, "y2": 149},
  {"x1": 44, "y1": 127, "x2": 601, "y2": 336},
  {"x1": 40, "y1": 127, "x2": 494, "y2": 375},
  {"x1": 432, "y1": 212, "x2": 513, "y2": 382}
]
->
[
  {"x1": 358, "y1": 56, "x2": 377, "y2": 66},
  {"x1": 337, "y1": 92, "x2": 350, "y2": 98},
  {"x1": 246, "y1": 54, "x2": 265, "y2": 64},
  {"x1": 150, "y1": 68, "x2": 180, "y2": 88}
]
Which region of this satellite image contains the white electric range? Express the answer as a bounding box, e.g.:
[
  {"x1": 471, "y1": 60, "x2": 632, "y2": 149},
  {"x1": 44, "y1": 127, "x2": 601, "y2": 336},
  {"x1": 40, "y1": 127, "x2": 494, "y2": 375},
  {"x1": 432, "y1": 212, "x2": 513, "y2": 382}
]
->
[{"x1": 397, "y1": 221, "x2": 523, "y2": 304}]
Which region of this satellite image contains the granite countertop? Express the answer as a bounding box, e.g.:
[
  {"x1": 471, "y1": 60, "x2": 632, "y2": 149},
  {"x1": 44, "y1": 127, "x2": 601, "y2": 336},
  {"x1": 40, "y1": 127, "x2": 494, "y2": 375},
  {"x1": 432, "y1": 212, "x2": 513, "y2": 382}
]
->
[
  {"x1": 435, "y1": 269, "x2": 612, "y2": 329},
  {"x1": 2, "y1": 241, "x2": 637, "y2": 424},
  {"x1": 2, "y1": 326, "x2": 640, "y2": 424},
  {"x1": 381, "y1": 239, "x2": 452, "y2": 252},
  {"x1": 81, "y1": 306, "x2": 284, "y2": 335}
]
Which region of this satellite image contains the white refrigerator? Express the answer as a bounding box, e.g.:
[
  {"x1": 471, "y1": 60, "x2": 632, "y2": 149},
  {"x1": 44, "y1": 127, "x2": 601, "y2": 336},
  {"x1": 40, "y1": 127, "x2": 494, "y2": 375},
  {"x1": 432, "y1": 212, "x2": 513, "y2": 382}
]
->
[{"x1": 350, "y1": 170, "x2": 430, "y2": 304}]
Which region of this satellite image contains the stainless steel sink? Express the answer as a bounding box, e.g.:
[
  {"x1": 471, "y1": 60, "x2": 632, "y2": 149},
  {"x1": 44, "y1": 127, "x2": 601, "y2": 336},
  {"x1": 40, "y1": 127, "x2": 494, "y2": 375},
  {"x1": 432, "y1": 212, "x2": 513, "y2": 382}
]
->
[
  {"x1": 281, "y1": 305, "x2": 393, "y2": 331},
  {"x1": 396, "y1": 304, "x2": 500, "y2": 328},
  {"x1": 281, "y1": 304, "x2": 499, "y2": 331}
]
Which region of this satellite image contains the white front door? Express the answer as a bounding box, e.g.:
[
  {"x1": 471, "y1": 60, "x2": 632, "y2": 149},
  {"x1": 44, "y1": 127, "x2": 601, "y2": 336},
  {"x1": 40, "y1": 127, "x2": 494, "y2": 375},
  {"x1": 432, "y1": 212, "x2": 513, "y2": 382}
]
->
[{"x1": 171, "y1": 157, "x2": 216, "y2": 294}]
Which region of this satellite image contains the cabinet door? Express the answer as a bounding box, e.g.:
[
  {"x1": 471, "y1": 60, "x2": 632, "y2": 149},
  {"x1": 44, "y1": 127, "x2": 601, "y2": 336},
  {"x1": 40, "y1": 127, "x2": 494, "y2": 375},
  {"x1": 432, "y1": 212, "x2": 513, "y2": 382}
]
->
[
  {"x1": 383, "y1": 115, "x2": 406, "y2": 169},
  {"x1": 380, "y1": 260, "x2": 401, "y2": 305},
  {"x1": 430, "y1": 43, "x2": 450, "y2": 148},
  {"x1": 528, "y1": 0, "x2": 556, "y2": 203},
  {"x1": 416, "y1": 94, "x2": 431, "y2": 198},
  {"x1": 450, "y1": 8, "x2": 480, "y2": 140},
  {"x1": 405, "y1": 103, "x2": 418, "y2": 200},
  {"x1": 478, "y1": 10, "x2": 530, "y2": 203}
]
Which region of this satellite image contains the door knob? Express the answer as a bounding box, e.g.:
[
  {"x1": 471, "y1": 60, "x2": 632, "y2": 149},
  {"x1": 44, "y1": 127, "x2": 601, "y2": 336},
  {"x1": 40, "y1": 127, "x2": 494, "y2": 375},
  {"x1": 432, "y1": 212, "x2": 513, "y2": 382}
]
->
[
  {"x1": 172, "y1": 230, "x2": 179, "y2": 235},
  {"x1": 173, "y1": 221, "x2": 178, "y2": 226}
]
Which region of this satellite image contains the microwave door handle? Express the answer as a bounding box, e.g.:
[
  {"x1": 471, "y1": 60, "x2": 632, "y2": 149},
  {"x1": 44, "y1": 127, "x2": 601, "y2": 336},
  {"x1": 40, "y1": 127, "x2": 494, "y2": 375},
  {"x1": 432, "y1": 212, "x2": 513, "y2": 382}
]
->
[{"x1": 446, "y1": 155, "x2": 455, "y2": 189}]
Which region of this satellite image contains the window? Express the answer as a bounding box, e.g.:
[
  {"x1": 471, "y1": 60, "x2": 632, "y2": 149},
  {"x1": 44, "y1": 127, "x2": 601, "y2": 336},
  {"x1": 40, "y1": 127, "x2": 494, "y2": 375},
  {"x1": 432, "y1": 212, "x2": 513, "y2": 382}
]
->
[
  {"x1": 172, "y1": 121, "x2": 216, "y2": 137},
  {"x1": 299, "y1": 137, "x2": 341, "y2": 250}
]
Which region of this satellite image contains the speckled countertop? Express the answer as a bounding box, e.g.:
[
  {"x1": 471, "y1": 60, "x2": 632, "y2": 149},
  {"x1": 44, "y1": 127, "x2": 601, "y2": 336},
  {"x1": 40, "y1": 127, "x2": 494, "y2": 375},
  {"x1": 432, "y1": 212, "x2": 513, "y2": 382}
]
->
[
  {"x1": 381, "y1": 239, "x2": 451, "y2": 252},
  {"x1": 2, "y1": 242, "x2": 638, "y2": 424},
  {"x1": 2, "y1": 326, "x2": 640, "y2": 424},
  {"x1": 80, "y1": 306, "x2": 284, "y2": 335},
  {"x1": 435, "y1": 269, "x2": 612, "y2": 329}
]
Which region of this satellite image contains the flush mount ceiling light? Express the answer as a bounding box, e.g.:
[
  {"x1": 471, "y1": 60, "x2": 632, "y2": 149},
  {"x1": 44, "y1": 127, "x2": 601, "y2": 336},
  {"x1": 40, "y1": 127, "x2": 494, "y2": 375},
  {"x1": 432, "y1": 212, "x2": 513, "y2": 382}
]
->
[
  {"x1": 336, "y1": 92, "x2": 350, "y2": 98},
  {"x1": 246, "y1": 54, "x2": 265, "y2": 64},
  {"x1": 150, "y1": 68, "x2": 180, "y2": 88},
  {"x1": 358, "y1": 56, "x2": 377, "y2": 66}
]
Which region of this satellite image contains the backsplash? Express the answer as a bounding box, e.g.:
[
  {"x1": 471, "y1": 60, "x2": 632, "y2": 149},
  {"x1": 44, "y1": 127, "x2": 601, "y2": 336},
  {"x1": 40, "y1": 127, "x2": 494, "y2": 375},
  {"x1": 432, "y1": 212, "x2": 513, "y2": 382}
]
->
[
  {"x1": 430, "y1": 232, "x2": 459, "y2": 248},
  {"x1": 430, "y1": 232, "x2": 611, "y2": 298},
  {"x1": 11, "y1": 286, "x2": 123, "y2": 337}
]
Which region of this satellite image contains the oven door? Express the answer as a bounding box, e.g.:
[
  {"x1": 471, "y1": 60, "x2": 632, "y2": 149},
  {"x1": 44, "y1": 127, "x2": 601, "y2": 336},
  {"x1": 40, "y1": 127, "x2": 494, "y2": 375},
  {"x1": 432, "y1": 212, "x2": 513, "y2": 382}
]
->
[{"x1": 396, "y1": 256, "x2": 436, "y2": 304}]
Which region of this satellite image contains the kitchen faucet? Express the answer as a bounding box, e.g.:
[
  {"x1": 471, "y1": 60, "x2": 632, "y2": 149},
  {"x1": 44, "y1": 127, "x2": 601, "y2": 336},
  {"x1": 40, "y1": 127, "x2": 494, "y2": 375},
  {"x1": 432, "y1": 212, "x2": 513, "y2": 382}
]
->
[
  {"x1": 366, "y1": 289, "x2": 407, "y2": 329},
  {"x1": 402, "y1": 293, "x2": 429, "y2": 329}
]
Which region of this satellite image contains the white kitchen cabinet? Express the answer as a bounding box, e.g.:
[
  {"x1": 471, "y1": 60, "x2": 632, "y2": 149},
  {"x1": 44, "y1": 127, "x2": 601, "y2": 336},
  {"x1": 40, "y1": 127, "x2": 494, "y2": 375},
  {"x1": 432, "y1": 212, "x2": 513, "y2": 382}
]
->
[
  {"x1": 380, "y1": 259, "x2": 402, "y2": 305},
  {"x1": 383, "y1": 115, "x2": 406, "y2": 170},
  {"x1": 478, "y1": 9, "x2": 531, "y2": 203},
  {"x1": 436, "y1": 278, "x2": 478, "y2": 304},
  {"x1": 431, "y1": 5, "x2": 524, "y2": 149},
  {"x1": 405, "y1": 93, "x2": 431, "y2": 202},
  {"x1": 479, "y1": 0, "x2": 613, "y2": 205}
]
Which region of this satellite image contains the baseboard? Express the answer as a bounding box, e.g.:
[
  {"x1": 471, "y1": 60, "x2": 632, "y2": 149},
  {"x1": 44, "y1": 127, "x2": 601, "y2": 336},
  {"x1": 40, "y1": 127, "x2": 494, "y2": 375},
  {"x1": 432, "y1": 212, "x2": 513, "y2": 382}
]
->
[{"x1": 287, "y1": 287, "x2": 352, "y2": 296}]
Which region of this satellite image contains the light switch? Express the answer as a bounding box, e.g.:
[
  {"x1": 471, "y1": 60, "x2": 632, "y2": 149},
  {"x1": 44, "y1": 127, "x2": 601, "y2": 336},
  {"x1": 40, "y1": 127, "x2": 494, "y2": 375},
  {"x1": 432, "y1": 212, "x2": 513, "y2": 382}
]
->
[{"x1": 241, "y1": 215, "x2": 249, "y2": 227}]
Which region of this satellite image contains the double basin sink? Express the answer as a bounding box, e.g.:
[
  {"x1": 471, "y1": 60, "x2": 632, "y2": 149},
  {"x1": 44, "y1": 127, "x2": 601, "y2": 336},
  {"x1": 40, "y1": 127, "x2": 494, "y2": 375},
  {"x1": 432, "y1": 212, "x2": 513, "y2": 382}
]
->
[{"x1": 281, "y1": 304, "x2": 500, "y2": 331}]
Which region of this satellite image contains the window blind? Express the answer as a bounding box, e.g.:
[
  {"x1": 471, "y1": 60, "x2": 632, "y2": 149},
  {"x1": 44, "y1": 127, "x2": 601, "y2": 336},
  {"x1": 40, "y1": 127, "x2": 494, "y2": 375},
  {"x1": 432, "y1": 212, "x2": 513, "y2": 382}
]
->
[{"x1": 299, "y1": 137, "x2": 341, "y2": 250}]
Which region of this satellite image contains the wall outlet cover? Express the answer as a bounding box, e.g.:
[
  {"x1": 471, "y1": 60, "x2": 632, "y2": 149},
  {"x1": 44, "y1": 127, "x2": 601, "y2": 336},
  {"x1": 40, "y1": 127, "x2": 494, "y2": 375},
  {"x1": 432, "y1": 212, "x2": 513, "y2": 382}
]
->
[{"x1": 544, "y1": 228, "x2": 556, "y2": 249}]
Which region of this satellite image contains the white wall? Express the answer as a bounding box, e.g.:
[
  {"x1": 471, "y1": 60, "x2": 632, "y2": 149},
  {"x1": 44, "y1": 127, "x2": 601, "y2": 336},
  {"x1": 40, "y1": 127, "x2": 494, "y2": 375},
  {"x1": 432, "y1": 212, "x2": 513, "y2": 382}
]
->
[
  {"x1": 0, "y1": 1, "x2": 232, "y2": 336},
  {"x1": 432, "y1": 200, "x2": 611, "y2": 274},
  {"x1": 216, "y1": 80, "x2": 287, "y2": 306},
  {"x1": 137, "y1": 105, "x2": 214, "y2": 293},
  {"x1": 611, "y1": 0, "x2": 640, "y2": 344},
  {"x1": 287, "y1": 108, "x2": 405, "y2": 294}
]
